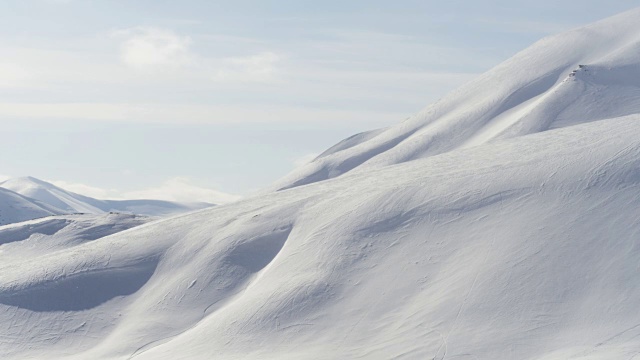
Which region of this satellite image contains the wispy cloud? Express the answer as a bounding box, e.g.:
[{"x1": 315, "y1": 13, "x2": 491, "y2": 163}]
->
[
  {"x1": 111, "y1": 27, "x2": 194, "y2": 69},
  {"x1": 212, "y1": 51, "x2": 282, "y2": 83},
  {"x1": 0, "y1": 25, "x2": 476, "y2": 127},
  {"x1": 49, "y1": 177, "x2": 239, "y2": 204},
  {"x1": 0, "y1": 62, "x2": 35, "y2": 88},
  {"x1": 49, "y1": 180, "x2": 116, "y2": 199},
  {"x1": 109, "y1": 26, "x2": 283, "y2": 83},
  {"x1": 120, "y1": 177, "x2": 240, "y2": 204},
  {"x1": 473, "y1": 18, "x2": 574, "y2": 36},
  {"x1": 306, "y1": 29, "x2": 501, "y2": 73},
  {"x1": 0, "y1": 102, "x2": 407, "y2": 125}
]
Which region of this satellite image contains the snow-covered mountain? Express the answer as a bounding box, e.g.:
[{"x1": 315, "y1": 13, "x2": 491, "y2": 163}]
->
[
  {"x1": 0, "y1": 176, "x2": 213, "y2": 218},
  {"x1": 3, "y1": 8, "x2": 640, "y2": 360},
  {"x1": 0, "y1": 187, "x2": 65, "y2": 226},
  {"x1": 271, "y1": 8, "x2": 640, "y2": 191}
]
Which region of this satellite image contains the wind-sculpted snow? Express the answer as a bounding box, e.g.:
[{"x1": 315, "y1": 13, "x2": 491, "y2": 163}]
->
[
  {"x1": 3, "y1": 8, "x2": 640, "y2": 360},
  {"x1": 271, "y1": 7, "x2": 640, "y2": 191},
  {"x1": 2, "y1": 115, "x2": 640, "y2": 359},
  {"x1": 0, "y1": 218, "x2": 69, "y2": 245},
  {"x1": 0, "y1": 261, "x2": 158, "y2": 312},
  {"x1": 0, "y1": 213, "x2": 152, "y2": 264}
]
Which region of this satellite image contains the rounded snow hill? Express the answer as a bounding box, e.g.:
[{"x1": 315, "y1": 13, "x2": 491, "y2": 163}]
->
[
  {"x1": 271, "y1": 7, "x2": 640, "y2": 191},
  {"x1": 3, "y1": 114, "x2": 640, "y2": 360},
  {"x1": 3, "y1": 7, "x2": 640, "y2": 360},
  {"x1": 0, "y1": 187, "x2": 64, "y2": 226},
  {"x1": 0, "y1": 212, "x2": 154, "y2": 261},
  {"x1": 0, "y1": 176, "x2": 214, "y2": 217}
]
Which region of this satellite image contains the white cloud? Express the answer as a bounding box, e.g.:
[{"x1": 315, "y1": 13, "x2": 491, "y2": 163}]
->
[
  {"x1": 212, "y1": 52, "x2": 281, "y2": 83},
  {"x1": 0, "y1": 63, "x2": 34, "y2": 88},
  {"x1": 112, "y1": 27, "x2": 194, "y2": 69},
  {"x1": 109, "y1": 26, "x2": 283, "y2": 83},
  {"x1": 0, "y1": 27, "x2": 474, "y2": 128},
  {"x1": 0, "y1": 102, "x2": 406, "y2": 126},
  {"x1": 473, "y1": 18, "x2": 572, "y2": 35},
  {"x1": 47, "y1": 177, "x2": 239, "y2": 205},
  {"x1": 49, "y1": 180, "x2": 117, "y2": 199},
  {"x1": 0, "y1": 174, "x2": 10, "y2": 182},
  {"x1": 120, "y1": 177, "x2": 240, "y2": 204}
]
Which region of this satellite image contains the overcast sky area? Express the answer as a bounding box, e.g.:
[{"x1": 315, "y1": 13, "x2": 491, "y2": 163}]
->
[{"x1": 1, "y1": 0, "x2": 638, "y2": 203}]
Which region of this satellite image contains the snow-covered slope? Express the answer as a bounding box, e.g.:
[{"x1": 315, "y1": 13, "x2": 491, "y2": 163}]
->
[
  {"x1": 3, "y1": 8, "x2": 640, "y2": 360},
  {"x1": 0, "y1": 177, "x2": 213, "y2": 217},
  {"x1": 3, "y1": 116, "x2": 640, "y2": 360},
  {"x1": 271, "y1": 7, "x2": 640, "y2": 191},
  {"x1": 0, "y1": 187, "x2": 65, "y2": 226},
  {"x1": 0, "y1": 213, "x2": 152, "y2": 262}
]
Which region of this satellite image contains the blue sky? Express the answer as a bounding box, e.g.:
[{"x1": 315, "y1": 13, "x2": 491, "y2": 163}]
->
[{"x1": 0, "y1": 0, "x2": 638, "y2": 202}]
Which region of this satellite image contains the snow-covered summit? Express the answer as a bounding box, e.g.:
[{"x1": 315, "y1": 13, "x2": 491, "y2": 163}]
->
[
  {"x1": 1, "y1": 176, "x2": 104, "y2": 214},
  {"x1": 3, "y1": 8, "x2": 640, "y2": 360},
  {"x1": 0, "y1": 176, "x2": 213, "y2": 218},
  {"x1": 271, "y1": 7, "x2": 640, "y2": 191},
  {"x1": 0, "y1": 187, "x2": 65, "y2": 226}
]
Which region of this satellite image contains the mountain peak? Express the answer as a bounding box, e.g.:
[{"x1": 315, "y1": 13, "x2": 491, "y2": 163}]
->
[
  {"x1": 1, "y1": 176, "x2": 58, "y2": 190},
  {"x1": 1, "y1": 176, "x2": 104, "y2": 214},
  {"x1": 0, "y1": 176, "x2": 213, "y2": 220},
  {"x1": 271, "y1": 7, "x2": 640, "y2": 191},
  {"x1": 4, "y1": 8, "x2": 640, "y2": 360},
  {"x1": 0, "y1": 187, "x2": 64, "y2": 225}
]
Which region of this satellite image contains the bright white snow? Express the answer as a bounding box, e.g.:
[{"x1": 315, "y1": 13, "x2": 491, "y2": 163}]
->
[
  {"x1": 270, "y1": 8, "x2": 640, "y2": 192},
  {"x1": 0, "y1": 212, "x2": 153, "y2": 262},
  {"x1": 2, "y1": 7, "x2": 640, "y2": 360},
  {"x1": 0, "y1": 187, "x2": 64, "y2": 226},
  {"x1": 0, "y1": 176, "x2": 213, "y2": 220}
]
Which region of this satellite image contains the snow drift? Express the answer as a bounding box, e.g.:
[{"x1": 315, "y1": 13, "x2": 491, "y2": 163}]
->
[
  {"x1": 0, "y1": 212, "x2": 152, "y2": 259},
  {"x1": 3, "y1": 7, "x2": 640, "y2": 360}
]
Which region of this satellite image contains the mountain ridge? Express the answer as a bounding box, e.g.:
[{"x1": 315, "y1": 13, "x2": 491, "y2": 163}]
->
[
  {"x1": 4, "y1": 114, "x2": 640, "y2": 359},
  {"x1": 270, "y1": 7, "x2": 640, "y2": 191},
  {"x1": 0, "y1": 176, "x2": 214, "y2": 219},
  {"x1": 2, "y1": 7, "x2": 640, "y2": 360},
  {"x1": 0, "y1": 187, "x2": 66, "y2": 226}
]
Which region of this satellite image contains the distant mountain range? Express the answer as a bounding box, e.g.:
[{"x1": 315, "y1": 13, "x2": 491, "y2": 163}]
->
[
  {"x1": 0, "y1": 176, "x2": 213, "y2": 225},
  {"x1": 0, "y1": 187, "x2": 61, "y2": 226}
]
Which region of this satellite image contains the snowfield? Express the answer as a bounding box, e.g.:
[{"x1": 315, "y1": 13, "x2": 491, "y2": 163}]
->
[
  {"x1": 0, "y1": 187, "x2": 64, "y2": 226},
  {"x1": 270, "y1": 8, "x2": 640, "y2": 192},
  {"x1": 2, "y1": 8, "x2": 640, "y2": 360},
  {"x1": 0, "y1": 213, "x2": 153, "y2": 262}
]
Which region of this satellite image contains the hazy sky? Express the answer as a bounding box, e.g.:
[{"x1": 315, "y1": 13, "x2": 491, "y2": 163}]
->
[{"x1": 0, "y1": 1, "x2": 637, "y2": 203}]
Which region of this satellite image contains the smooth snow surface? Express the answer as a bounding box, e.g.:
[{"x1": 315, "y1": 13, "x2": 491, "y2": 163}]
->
[
  {"x1": 0, "y1": 213, "x2": 153, "y2": 261},
  {"x1": 4, "y1": 116, "x2": 640, "y2": 359},
  {"x1": 0, "y1": 187, "x2": 64, "y2": 226},
  {"x1": 0, "y1": 177, "x2": 213, "y2": 218},
  {"x1": 271, "y1": 8, "x2": 640, "y2": 191},
  {"x1": 3, "y1": 8, "x2": 640, "y2": 360}
]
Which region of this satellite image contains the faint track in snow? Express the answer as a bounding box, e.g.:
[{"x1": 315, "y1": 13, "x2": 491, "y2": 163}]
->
[
  {"x1": 433, "y1": 192, "x2": 504, "y2": 360},
  {"x1": 568, "y1": 323, "x2": 640, "y2": 359}
]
